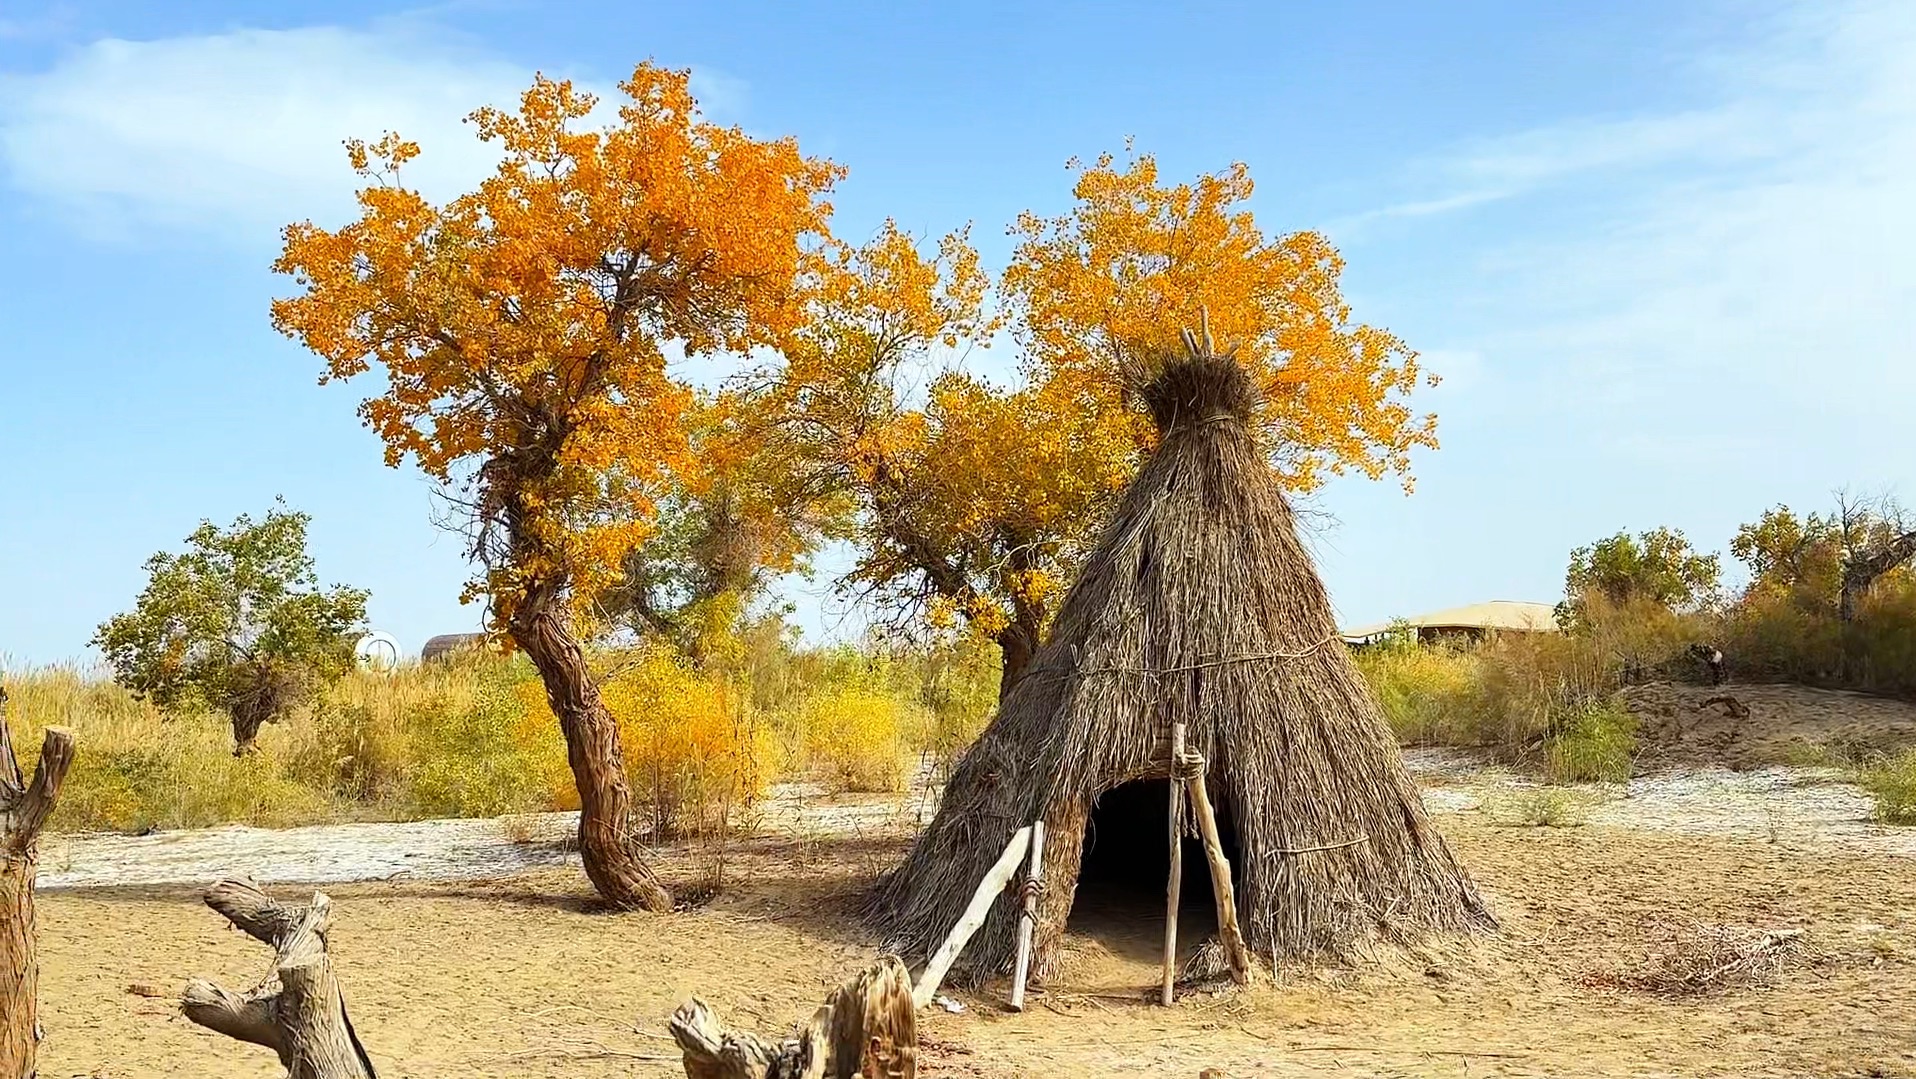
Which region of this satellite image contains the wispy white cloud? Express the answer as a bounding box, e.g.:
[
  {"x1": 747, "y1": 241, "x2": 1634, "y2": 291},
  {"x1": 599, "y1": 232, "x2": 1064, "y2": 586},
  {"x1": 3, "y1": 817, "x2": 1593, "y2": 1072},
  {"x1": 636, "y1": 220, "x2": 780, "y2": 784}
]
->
[
  {"x1": 1316, "y1": 0, "x2": 1916, "y2": 630},
  {"x1": 1368, "y1": 0, "x2": 1916, "y2": 451},
  {"x1": 0, "y1": 22, "x2": 745, "y2": 243}
]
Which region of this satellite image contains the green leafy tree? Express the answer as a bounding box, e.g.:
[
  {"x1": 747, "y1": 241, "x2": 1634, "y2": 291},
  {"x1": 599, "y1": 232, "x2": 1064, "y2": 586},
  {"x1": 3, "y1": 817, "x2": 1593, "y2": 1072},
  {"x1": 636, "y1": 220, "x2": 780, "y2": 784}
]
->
[
  {"x1": 1733, "y1": 494, "x2": 1916, "y2": 622},
  {"x1": 1559, "y1": 526, "x2": 1721, "y2": 626},
  {"x1": 91, "y1": 501, "x2": 369, "y2": 753}
]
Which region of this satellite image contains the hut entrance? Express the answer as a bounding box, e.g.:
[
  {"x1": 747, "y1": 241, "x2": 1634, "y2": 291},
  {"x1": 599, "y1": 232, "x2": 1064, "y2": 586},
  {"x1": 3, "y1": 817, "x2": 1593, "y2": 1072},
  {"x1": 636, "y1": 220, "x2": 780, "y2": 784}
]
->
[{"x1": 1067, "y1": 778, "x2": 1242, "y2": 963}]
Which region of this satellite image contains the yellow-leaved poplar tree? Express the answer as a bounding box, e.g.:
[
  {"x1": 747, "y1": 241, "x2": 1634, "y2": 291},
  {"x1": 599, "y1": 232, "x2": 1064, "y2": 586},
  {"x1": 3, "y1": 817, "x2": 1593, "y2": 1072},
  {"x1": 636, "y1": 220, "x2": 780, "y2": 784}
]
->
[
  {"x1": 272, "y1": 65, "x2": 840, "y2": 910},
  {"x1": 1005, "y1": 147, "x2": 1438, "y2": 493},
  {"x1": 755, "y1": 222, "x2": 1134, "y2": 697},
  {"x1": 768, "y1": 151, "x2": 1438, "y2": 699}
]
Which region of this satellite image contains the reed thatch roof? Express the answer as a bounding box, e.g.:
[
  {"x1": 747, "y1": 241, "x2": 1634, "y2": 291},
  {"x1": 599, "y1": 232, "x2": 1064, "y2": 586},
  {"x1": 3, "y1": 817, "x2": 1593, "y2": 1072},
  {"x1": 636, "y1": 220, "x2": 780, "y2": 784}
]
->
[{"x1": 868, "y1": 347, "x2": 1492, "y2": 986}]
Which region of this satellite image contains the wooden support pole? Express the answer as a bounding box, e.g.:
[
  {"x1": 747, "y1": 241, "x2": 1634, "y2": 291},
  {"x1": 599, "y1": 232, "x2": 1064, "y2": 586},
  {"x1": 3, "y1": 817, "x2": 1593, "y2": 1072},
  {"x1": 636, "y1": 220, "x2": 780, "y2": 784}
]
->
[
  {"x1": 1008, "y1": 819, "x2": 1046, "y2": 1011},
  {"x1": 1161, "y1": 721, "x2": 1186, "y2": 1006},
  {"x1": 913, "y1": 825, "x2": 1032, "y2": 1010},
  {"x1": 1184, "y1": 762, "x2": 1252, "y2": 985}
]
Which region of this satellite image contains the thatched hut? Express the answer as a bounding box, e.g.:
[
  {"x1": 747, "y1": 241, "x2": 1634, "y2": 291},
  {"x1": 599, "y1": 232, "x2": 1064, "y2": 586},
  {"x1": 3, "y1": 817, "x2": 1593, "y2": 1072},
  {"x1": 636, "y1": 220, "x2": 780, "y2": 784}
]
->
[{"x1": 868, "y1": 348, "x2": 1492, "y2": 988}]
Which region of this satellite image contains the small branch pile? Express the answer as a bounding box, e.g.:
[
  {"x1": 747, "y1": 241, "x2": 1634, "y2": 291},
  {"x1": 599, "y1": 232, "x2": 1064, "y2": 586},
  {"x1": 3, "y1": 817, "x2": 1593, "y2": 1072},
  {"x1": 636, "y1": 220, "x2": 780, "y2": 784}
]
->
[{"x1": 1588, "y1": 921, "x2": 1811, "y2": 995}]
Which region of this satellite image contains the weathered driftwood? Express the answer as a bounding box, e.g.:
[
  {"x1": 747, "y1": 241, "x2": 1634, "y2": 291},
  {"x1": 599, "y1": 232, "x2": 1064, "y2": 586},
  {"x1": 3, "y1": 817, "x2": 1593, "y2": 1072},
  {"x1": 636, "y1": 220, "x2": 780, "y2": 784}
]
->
[
  {"x1": 1161, "y1": 721, "x2": 1187, "y2": 1006},
  {"x1": 1179, "y1": 747, "x2": 1252, "y2": 986},
  {"x1": 1, "y1": 684, "x2": 76, "y2": 1079},
  {"x1": 1007, "y1": 819, "x2": 1046, "y2": 1011},
  {"x1": 670, "y1": 954, "x2": 916, "y2": 1079},
  {"x1": 912, "y1": 825, "x2": 1031, "y2": 1010},
  {"x1": 181, "y1": 877, "x2": 376, "y2": 1079}
]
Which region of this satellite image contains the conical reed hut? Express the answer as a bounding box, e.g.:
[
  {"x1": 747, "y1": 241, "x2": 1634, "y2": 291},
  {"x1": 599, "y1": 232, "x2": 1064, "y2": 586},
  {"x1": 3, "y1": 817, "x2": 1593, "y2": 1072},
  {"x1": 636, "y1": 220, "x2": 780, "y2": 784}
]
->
[{"x1": 868, "y1": 343, "x2": 1492, "y2": 989}]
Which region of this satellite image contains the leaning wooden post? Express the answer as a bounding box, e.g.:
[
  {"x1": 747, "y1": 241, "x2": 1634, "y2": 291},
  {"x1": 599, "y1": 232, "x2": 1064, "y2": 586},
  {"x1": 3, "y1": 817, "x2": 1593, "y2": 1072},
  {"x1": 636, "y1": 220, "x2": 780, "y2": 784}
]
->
[
  {"x1": 181, "y1": 877, "x2": 376, "y2": 1078},
  {"x1": 1180, "y1": 747, "x2": 1252, "y2": 985},
  {"x1": 0, "y1": 684, "x2": 77, "y2": 1079},
  {"x1": 1161, "y1": 721, "x2": 1187, "y2": 1006},
  {"x1": 1008, "y1": 819, "x2": 1047, "y2": 1011},
  {"x1": 912, "y1": 825, "x2": 1032, "y2": 1009}
]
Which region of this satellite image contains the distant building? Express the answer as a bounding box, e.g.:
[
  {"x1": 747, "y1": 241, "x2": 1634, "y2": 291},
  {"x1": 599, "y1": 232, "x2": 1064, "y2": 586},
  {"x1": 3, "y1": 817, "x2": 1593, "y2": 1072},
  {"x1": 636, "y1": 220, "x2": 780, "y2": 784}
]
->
[
  {"x1": 1340, "y1": 600, "x2": 1559, "y2": 648},
  {"x1": 421, "y1": 633, "x2": 487, "y2": 663}
]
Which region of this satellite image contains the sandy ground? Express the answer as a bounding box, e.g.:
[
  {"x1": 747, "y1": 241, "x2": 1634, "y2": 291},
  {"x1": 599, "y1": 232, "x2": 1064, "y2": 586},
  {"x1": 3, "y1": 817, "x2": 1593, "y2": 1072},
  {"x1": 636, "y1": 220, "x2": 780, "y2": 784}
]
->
[
  {"x1": 1624, "y1": 680, "x2": 1916, "y2": 769},
  {"x1": 28, "y1": 684, "x2": 1916, "y2": 1078},
  {"x1": 36, "y1": 817, "x2": 1916, "y2": 1078}
]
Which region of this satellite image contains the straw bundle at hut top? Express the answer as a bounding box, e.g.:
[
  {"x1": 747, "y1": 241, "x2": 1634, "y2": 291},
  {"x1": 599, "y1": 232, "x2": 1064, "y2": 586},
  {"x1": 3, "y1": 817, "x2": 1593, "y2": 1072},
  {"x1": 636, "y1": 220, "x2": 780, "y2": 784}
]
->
[{"x1": 868, "y1": 335, "x2": 1493, "y2": 992}]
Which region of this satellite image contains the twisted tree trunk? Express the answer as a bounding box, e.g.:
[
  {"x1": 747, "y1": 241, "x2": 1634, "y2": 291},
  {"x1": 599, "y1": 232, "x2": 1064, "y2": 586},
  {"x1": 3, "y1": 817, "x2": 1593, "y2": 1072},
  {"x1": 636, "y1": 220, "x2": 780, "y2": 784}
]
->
[
  {"x1": 1, "y1": 686, "x2": 77, "y2": 1079},
  {"x1": 671, "y1": 955, "x2": 916, "y2": 1079},
  {"x1": 181, "y1": 878, "x2": 376, "y2": 1079},
  {"x1": 511, "y1": 586, "x2": 672, "y2": 912}
]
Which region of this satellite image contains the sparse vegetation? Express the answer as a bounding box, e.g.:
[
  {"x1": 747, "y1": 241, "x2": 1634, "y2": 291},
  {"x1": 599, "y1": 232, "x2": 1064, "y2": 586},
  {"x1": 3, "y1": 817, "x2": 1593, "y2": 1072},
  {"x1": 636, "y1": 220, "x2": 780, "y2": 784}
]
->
[
  {"x1": 1, "y1": 630, "x2": 998, "y2": 835},
  {"x1": 1854, "y1": 749, "x2": 1916, "y2": 824},
  {"x1": 1482, "y1": 786, "x2": 1598, "y2": 828}
]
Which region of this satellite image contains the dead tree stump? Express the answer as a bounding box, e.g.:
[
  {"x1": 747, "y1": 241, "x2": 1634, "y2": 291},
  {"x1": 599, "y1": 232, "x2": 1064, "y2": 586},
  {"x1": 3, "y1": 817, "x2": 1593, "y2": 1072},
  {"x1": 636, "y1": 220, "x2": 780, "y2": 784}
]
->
[
  {"x1": 670, "y1": 954, "x2": 917, "y2": 1079},
  {"x1": 181, "y1": 877, "x2": 376, "y2": 1079},
  {"x1": 1, "y1": 684, "x2": 77, "y2": 1079}
]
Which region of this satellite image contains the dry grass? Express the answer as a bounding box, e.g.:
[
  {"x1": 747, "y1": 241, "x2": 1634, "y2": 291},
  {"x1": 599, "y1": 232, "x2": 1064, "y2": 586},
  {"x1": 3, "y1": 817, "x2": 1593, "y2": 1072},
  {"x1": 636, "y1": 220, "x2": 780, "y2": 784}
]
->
[
  {"x1": 0, "y1": 635, "x2": 998, "y2": 836},
  {"x1": 1586, "y1": 920, "x2": 1815, "y2": 995},
  {"x1": 1481, "y1": 786, "x2": 1600, "y2": 828}
]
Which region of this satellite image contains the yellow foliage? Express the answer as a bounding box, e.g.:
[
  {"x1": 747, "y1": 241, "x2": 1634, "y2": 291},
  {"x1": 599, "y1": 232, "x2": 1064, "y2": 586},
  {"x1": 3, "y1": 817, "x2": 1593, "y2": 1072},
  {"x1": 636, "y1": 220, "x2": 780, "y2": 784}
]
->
[
  {"x1": 599, "y1": 648, "x2": 771, "y2": 836},
  {"x1": 791, "y1": 688, "x2": 913, "y2": 793},
  {"x1": 1004, "y1": 145, "x2": 1438, "y2": 492}
]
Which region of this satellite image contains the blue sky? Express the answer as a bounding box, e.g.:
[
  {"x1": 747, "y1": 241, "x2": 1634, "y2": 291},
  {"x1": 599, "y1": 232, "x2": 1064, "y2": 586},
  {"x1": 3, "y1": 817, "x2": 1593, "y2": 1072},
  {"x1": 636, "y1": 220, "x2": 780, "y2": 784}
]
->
[{"x1": 3, "y1": 0, "x2": 1912, "y2": 665}]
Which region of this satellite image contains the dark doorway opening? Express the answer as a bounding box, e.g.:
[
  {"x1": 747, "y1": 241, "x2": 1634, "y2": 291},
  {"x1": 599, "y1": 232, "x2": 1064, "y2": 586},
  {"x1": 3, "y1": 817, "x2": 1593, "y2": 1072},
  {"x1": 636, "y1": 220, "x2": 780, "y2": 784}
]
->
[{"x1": 1066, "y1": 778, "x2": 1242, "y2": 966}]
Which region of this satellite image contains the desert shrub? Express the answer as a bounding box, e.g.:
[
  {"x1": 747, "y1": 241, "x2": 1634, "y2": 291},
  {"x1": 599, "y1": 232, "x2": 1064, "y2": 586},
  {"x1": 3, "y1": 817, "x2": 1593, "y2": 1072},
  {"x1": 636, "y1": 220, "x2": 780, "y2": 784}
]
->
[
  {"x1": 1353, "y1": 634, "x2": 1478, "y2": 745},
  {"x1": 1481, "y1": 786, "x2": 1595, "y2": 828},
  {"x1": 1353, "y1": 602, "x2": 1651, "y2": 780},
  {"x1": 403, "y1": 660, "x2": 563, "y2": 820},
  {"x1": 1855, "y1": 748, "x2": 1916, "y2": 824},
  {"x1": 790, "y1": 686, "x2": 914, "y2": 793},
  {"x1": 597, "y1": 647, "x2": 772, "y2": 837},
  {"x1": 1544, "y1": 697, "x2": 1637, "y2": 783}
]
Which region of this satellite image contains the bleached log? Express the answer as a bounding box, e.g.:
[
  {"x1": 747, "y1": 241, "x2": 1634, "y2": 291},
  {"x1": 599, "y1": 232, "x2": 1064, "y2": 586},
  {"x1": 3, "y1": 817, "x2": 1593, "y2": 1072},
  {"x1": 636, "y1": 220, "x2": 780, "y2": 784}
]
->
[
  {"x1": 180, "y1": 879, "x2": 375, "y2": 1078},
  {"x1": 912, "y1": 825, "x2": 1032, "y2": 1009},
  {"x1": 671, "y1": 954, "x2": 916, "y2": 1079},
  {"x1": 1008, "y1": 819, "x2": 1047, "y2": 1011}
]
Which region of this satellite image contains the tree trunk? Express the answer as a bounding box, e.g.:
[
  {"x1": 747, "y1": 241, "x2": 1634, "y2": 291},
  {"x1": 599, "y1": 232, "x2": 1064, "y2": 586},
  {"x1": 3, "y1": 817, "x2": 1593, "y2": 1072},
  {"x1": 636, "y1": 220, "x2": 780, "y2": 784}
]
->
[
  {"x1": 180, "y1": 878, "x2": 376, "y2": 1079},
  {"x1": 995, "y1": 623, "x2": 1038, "y2": 703},
  {"x1": 510, "y1": 592, "x2": 672, "y2": 912},
  {"x1": 671, "y1": 955, "x2": 916, "y2": 1079},
  {"x1": 1, "y1": 686, "x2": 77, "y2": 1079}
]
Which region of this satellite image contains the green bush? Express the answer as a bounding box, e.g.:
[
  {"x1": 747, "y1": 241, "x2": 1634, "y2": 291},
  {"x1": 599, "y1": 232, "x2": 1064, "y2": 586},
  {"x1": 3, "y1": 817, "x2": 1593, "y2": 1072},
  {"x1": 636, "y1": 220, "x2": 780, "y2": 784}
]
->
[
  {"x1": 1856, "y1": 749, "x2": 1916, "y2": 824},
  {"x1": 1482, "y1": 787, "x2": 1596, "y2": 828},
  {"x1": 1544, "y1": 697, "x2": 1637, "y2": 783}
]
